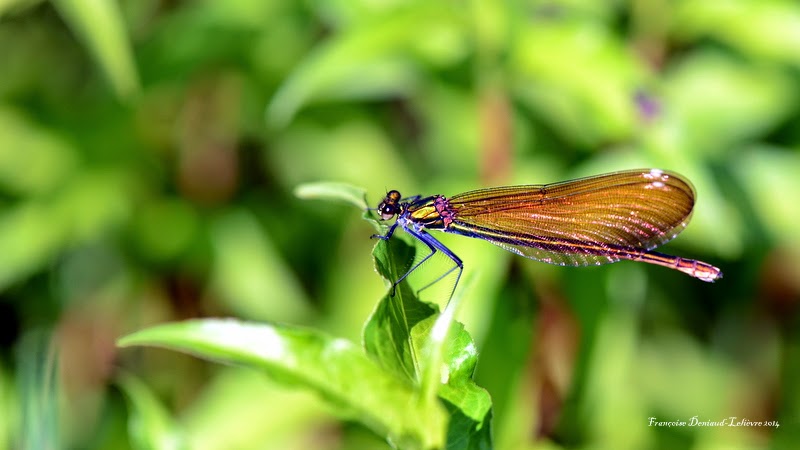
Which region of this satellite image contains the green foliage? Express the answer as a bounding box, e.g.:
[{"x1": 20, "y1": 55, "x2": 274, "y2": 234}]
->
[
  {"x1": 117, "y1": 192, "x2": 490, "y2": 449},
  {"x1": 15, "y1": 330, "x2": 59, "y2": 450},
  {"x1": 52, "y1": 0, "x2": 140, "y2": 100},
  {"x1": 2, "y1": 0, "x2": 800, "y2": 449},
  {"x1": 120, "y1": 318, "x2": 450, "y2": 450}
]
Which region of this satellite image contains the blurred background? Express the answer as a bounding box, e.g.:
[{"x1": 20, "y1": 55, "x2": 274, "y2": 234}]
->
[{"x1": 1, "y1": 0, "x2": 799, "y2": 449}]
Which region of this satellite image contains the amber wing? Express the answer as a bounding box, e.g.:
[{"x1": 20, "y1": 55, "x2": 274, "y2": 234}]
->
[{"x1": 444, "y1": 169, "x2": 696, "y2": 267}]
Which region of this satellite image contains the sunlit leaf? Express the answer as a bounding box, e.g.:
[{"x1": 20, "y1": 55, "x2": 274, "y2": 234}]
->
[
  {"x1": 294, "y1": 181, "x2": 368, "y2": 210},
  {"x1": 412, "y1": 316, "x2": 491, "y2": 424},
  {"x1": 118, "y1": 319, "x2": 448, "y2": 449},
  {"x1": 412, "y1": 312, "x2": 493, "y2": 449}
]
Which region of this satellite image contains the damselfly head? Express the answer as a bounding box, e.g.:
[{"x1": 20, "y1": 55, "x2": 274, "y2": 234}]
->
[{"x1": 377, "y1": 190, "x2": 402, "y2": 220}]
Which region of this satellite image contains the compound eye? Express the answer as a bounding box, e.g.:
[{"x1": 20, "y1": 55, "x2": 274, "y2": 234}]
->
[{"x1": 379, "y1": 203, "x2": 396, "y2": 220}]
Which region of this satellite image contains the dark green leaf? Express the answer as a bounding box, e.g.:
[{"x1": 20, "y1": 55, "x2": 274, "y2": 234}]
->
[
  {"x1": 363, "y1": 236, "x2": 435, "y2": 381},
  {"x1": 363, "y1": 217, "x2": 493, "y2": 449}
]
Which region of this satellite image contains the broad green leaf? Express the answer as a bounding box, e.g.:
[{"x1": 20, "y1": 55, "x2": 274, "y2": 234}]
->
[
  {"x1": 294, "y1": 181, "x2": 368, "y2": 210},
  {"x1": 363, "y1": 236, "x2": 435, "y2": 381},
  {"x1": 414, "y1": 274, "x2": 493, "y2": 448},
  {"x1": 363, "y1": 212, "x2": 493, "y2": 448},
  {"x1": 412, "y1": 316, "x2": 491, "y2": 424},
  {"x1": 117, "y1": 373, "x2": 187, "y2": 450},
  {"x1": 412, "y1": 313, "x2": 493, "y2": 449},
  {"x1": 118, "y1": 319, "x2": 448, "y2": 450},
  {"x1": 53, "y1": 0, "x2": 140, "y2": 100}
]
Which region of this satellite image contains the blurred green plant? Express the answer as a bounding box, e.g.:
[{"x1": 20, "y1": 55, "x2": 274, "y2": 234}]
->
[
  {"x1": 118, "y1": 183, "x2": 491, "y2": 450},
  {"x1": 2, "y1": 0, "x2": 800, "y2": 449}
]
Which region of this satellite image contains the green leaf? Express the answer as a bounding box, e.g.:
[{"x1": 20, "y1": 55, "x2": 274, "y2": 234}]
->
[
  {"x1": 363, "y1": 220, "x2": 493, "y2": 448},
  {"x1": 411, "y1": 291, "x2": 493, "y2": 449},
  {"x1": 294, "y1": 181, "x2": 369, "y2": 210},
  {"x1": 53, "y1": 0, "x2": 140, "y2": 100},
  {"x1": 363, "y1": 236, "x2": 436, "y2": 381},
  {"x1": 118, "y1": 319, "x2": 448, "y2": 450},
  {"x1": 116, "y1": 372, "x2": 187, "y2": 450},
  {"x1": 443, "y1": 402, "x2": 493, "y2": 450},
  {"x1": 412, "y1": 316, "x2": 492, "y2": 424}
]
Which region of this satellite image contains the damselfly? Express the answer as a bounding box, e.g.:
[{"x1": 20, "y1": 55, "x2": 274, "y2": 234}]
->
[{"x1": 372, "y1": 169, "x2": 722, "y2": 296}]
